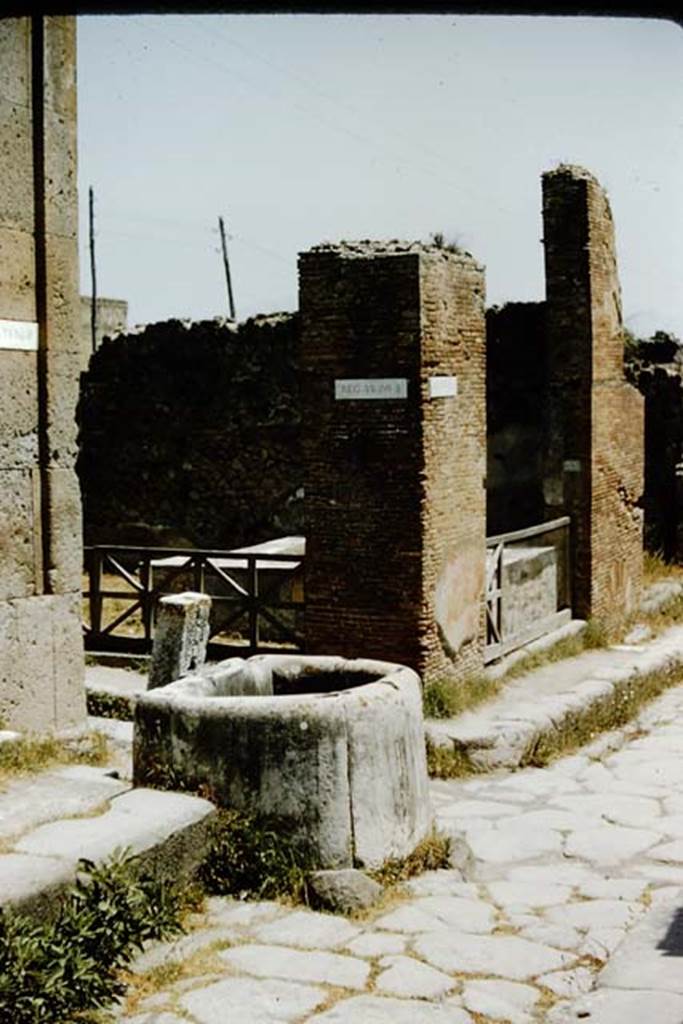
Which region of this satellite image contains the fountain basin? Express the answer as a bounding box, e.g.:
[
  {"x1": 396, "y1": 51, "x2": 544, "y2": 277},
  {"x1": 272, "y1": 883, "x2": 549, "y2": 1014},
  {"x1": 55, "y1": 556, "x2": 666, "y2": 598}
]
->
[{"x1": 133, "y1": 654, "x2": 432, "y2": 869}]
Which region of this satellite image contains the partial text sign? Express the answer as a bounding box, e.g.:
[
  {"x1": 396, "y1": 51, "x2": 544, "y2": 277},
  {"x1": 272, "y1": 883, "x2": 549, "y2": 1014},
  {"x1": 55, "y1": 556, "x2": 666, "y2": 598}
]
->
[{"x1": 335, "y1": 378, "x2": 408, "y2": 400}]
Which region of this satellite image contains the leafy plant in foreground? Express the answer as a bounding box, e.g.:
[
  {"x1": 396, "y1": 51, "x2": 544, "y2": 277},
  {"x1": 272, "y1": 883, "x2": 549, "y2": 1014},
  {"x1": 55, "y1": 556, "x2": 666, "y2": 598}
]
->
[{"x1": 0, "y1": 850, "x2": 184, "y2": 1024}]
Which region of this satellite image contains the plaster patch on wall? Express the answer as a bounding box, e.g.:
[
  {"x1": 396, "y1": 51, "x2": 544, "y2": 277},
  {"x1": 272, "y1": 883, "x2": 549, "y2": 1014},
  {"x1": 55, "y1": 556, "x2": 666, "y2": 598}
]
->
[{"x1": 434, "y1": 545, "x2": 485, "y2": 655}]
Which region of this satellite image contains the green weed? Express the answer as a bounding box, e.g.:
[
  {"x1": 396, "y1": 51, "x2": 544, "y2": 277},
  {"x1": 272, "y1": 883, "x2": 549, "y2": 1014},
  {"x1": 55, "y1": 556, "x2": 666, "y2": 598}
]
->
[
  {"x1": 369, "y1": 829, "x2": 451, "y2": 887},
  {"x1": 198, "y1": 810, "x2": 314, "y2": 904}
]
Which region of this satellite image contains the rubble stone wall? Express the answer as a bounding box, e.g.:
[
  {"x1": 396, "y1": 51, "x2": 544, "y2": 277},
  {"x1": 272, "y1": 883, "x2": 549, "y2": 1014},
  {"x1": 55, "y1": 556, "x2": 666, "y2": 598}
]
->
[{"x1": 77, "y1": 314, "x2": 302, "y2": 550}]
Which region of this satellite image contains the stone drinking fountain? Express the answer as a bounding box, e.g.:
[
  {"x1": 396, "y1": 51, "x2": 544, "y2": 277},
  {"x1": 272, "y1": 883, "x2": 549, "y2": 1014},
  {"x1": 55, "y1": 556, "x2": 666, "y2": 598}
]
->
[{"x1": 133, "y1": 654, "x2": 432, "y2": 870}]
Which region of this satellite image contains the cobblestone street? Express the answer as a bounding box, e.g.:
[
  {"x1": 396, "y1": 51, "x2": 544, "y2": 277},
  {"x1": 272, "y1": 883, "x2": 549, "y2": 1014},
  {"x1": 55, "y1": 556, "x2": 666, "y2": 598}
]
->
[{"x1": 114, "y1": 680, "x2": 683, "y2": 1024}]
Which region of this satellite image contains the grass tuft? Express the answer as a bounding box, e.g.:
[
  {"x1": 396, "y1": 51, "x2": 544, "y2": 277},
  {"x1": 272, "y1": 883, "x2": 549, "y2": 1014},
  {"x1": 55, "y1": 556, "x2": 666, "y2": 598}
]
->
[
  {"x1": 0, "y1": 731, "x2": 109, "y2": 785},
  {"x1": 369, "y1": 829, "x2": 451, "y2": 887},
  {"x1": 423, "y1": 672, "x2": 501, "y2": 720},
  {"x1": 643, "y1": 549, "x2": 683, "y2": 585},
  {"x1": 503, "y1": 618, "x2": 607, "y2": 681},
  {"x1": 519, "y1": 657, "x2": 683, "y2": 768},
  {"x1": 425, "y1": 739, "x2": 481, "y2": 780}
]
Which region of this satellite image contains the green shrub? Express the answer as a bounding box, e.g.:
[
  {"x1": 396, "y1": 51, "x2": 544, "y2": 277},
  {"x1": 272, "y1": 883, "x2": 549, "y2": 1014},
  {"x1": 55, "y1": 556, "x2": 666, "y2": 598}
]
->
[
  {"x1": 0, "y1": 850, "x2": 185, "y2": 1023},
  {"x1": 199, "y1": 810, "x2": 314, "y2": 904}
]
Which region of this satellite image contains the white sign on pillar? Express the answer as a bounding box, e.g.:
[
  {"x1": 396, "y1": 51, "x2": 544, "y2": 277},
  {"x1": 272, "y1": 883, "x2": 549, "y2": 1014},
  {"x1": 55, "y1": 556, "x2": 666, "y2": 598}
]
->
[
  {"x1": 428, "y1": 376, "x2": 458, "y2": 399},
  {"x1": 0, "y1": 319, "x2": 38, "y2": 351},
  {"x1": 335, "y1": 378, "x2": 408, "y2": 400}
]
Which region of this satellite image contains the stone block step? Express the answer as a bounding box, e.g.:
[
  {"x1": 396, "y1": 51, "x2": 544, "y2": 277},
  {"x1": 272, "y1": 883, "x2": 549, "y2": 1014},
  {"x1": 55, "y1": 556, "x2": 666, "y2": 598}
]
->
[{"x1": 0, "y1": 780, "x2": 216, "y2": 922}]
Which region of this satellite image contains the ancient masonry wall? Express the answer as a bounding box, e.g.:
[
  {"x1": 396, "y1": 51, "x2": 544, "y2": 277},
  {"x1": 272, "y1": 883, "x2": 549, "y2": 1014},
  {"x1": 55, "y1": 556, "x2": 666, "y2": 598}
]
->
[
  {"x1": 542, "y1": 165, "x2": 644, "y2": 629},
  {"x1": 299, "y1": 242, "x2": 486, "y2": 683},
  {"x1": 0, "y1": 17, "x2": 85, "y2": 731},
  {"x1": 78, "y1": 295, "x2": 128, "y2": 372},
  {"x1": 77, "y1": 314, "x2": 301, "y2": 550}
]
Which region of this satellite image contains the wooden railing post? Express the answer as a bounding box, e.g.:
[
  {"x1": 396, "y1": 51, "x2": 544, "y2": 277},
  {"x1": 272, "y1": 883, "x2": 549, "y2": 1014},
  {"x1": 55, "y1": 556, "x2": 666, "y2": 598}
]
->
[
  {"x1": 140, "y1": 555, "x2": 153, "y2": 642},
  {"x1": 248, "y1": 555, "x2": 259, "y2": 652},
  {"x1": 89, "y1": 546, "x2": 103, "y2": 638},
  {"x1": 193, "y1": 555, "x2": 206, "y2": 593},
  {"x1": 498, "y1": 540, "x2": 505, "y2": 643}
]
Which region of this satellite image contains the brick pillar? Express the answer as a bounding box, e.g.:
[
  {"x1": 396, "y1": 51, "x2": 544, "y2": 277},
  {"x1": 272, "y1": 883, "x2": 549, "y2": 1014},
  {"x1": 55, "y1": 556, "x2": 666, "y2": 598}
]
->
[
  {"x1": 542, "y1": 165, "x2": 644, "y2": 630},
  {"x1": 299, "y1": 241, "x2": 486, "y2": 684}
]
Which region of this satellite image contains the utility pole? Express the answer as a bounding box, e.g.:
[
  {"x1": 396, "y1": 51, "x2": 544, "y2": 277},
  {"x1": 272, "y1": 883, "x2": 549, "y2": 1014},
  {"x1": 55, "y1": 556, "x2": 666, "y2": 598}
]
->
[
  {"x1": 89, "y1": 186, "x2": 97, "y2": 353},
  {"x1": 218, "y1": 215, "x2": 236, "y2": 321}
]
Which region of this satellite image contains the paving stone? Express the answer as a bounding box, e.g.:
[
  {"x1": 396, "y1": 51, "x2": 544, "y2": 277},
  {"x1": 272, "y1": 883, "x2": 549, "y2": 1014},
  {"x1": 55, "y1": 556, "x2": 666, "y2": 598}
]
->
[
  {"x1": 374, "y1": 954, "x2": 455, "y2": 998},
  {"x1": 118, "y1": 1014, "x2": 186, "y2": 1024},
  {"x1": 219, "y1": 943, "x2": 370, "y2": 989},
  {"x1": 128, "y1": 927, "x2": 237, "y2": 975},
  {"x1": 461, "y1": 978, "x2": 539, "y2": 1022},
  {"x1": 520, "y1": 922, "x2": 583, "y2": 951},
  {"x1": 663, "y1": 794, "x2": 683, "y2": 815},
  {"x1": 508, "y1": 864, "x2": 599, "y2": 887},
  {"x1": 168, "y1": 974, "x2": 223, "y2": 995},
  {"x1": 464, "y1": 823, "x2": 563, "y2": 863},
  {"x1": 648, "y1": 839, "x2": 683, "y2": 864},
  {"x1": 599, "y1": 894, "x2": 683, "y2": 994},
  {"x1": 414, "y1": 931, "x2": 573, "y2": 980},
  {"x1": 403, "y1": 871, "x2": 479, "y2": 898},
  {"x1": 549, "y1": 754, "x2": 591, "y2": 778},
  {"x1": 580, "y1": 928, "x2": 627, "y2": 960},
  {"x1": 180, "y1": 977, "x2": 326, "y2": 1023},
  {"x1": 15, "y1": 788, "x2": 215, "y2": 864},
  {"x1": 486, "y1": 880, "x2": 573, "y2": 908},
  {"x1": 252, "y1": 909, "x2": 360, "y2": 949},
  {"x1": 307, "y1": 995, "x2": 473, "y2": 1023},
  {"x1": 504, "y1": 911, "x2": 540, "y2": 930},
  {"x1": 471, "y1": 786, "x2": 536, "y2": 804},
  {"x1": 546, "y1": 988, "x2": 683, "y2": 1024},
  {"x1": 0, "y1": 852, "x2": 75, "y2": 909},
  {"x1": 564, "y1": 825, "x2": 661, "y2": 865},
  {"x1": 126, "y1": 993, "x2": 174, "y2": 1015},
  {"x1": 633, "y1": 864, "x2": 683, "y2": 885},
  {"x1": 203, "y1": 897, "x2": 283, "y2": 928},
  {"x1": 345, "y1": 932, "x2": 407, "y2": 958},
  {"x1": 609, "y1": 755, "x2": 683, "y2": 789},
  {"x1": 552, "y1": 793, "x2": 662, "y2": 827},
  {"x1": 545, "y1": 899, "x2": 639, "y2": 931},
  {"x1": 575, "y1": 877, "x2": 647, "y2": 901},
  {"x1": 493, "y1": 772, "x2": 583, "y2": 798},
  {"x1": 373, "y1": 895, "x2": 495, "y2": 934},
  {"x1": 436, "y1": 799, "x2": 521, "y2": 818},
  {"x1": 538, "y1": 966, "x2": 596, "y2": 997},
  {"x1": 0, "y1": 766, "x2": 129, "y2": 843},
  {"x1": 505, "y1": 809, "x2": 605, "y2": 833}
]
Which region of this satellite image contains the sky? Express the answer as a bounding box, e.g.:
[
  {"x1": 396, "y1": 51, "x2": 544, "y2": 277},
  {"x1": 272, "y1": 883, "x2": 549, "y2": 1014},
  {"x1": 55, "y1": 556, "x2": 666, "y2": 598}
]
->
[{"x1": 77, "y1": 14, "x2": 683, "y2": 339}]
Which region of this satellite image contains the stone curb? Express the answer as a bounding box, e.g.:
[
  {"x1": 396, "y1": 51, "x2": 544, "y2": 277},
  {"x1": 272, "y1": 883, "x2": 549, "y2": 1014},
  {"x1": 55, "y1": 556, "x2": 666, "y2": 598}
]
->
[
  {"x1": 0, "y1": 784, "x2": 217, "y2": 926},
  {"x1": 426, "y1": 630, "x2": 683, "y2": 773}
]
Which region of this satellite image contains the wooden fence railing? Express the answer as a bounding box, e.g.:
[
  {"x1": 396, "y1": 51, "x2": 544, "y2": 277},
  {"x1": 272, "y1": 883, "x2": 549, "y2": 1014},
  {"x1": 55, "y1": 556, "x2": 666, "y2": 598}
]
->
[
  {"x1": 485, "y1": 516, "x2": 571, "y2": 663},
  {"x1": 83, "y1": 545, "x2": 304, "y2": 656}
]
